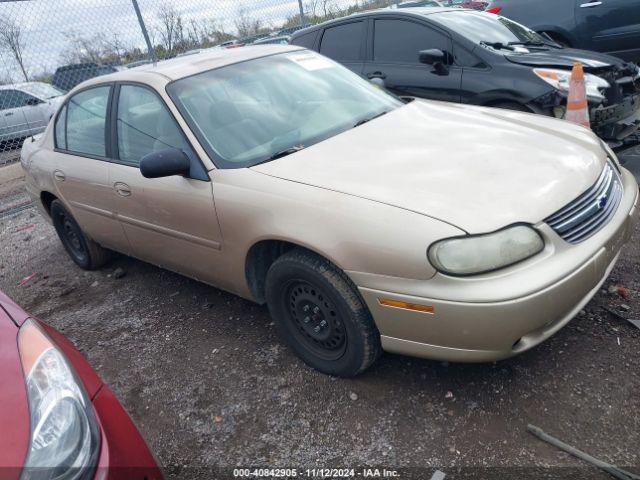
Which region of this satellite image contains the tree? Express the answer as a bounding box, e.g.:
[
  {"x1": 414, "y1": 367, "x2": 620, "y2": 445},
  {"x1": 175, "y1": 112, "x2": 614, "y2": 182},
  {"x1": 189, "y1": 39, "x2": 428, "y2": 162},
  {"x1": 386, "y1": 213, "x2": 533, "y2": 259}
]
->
[
  {"x1": 234, "y1": 7, "x2": 268, "y2": 39},
  {"x1": 0, "y1": 16, "x2": 28, "y2": 82},
  {"x1": 156, "y1": 3, "x2": 185, "y2": 57}
]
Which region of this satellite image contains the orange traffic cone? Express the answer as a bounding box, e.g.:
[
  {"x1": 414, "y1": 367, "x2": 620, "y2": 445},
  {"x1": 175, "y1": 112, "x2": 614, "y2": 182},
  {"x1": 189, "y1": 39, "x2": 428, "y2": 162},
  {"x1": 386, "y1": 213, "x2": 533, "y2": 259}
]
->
[{"x1": 565, "y1": 62, "x2": 590, "y2": 129}]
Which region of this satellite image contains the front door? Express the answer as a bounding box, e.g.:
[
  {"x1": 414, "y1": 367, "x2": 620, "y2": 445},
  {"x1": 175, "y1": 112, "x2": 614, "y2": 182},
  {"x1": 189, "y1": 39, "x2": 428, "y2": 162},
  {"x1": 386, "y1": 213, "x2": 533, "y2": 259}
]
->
[
  {"x1": 51, "y1": 85, "x2": 130, "y2": 253},
  {"x1": 364, "y1": 18, "x2": 462, "y2": 103},
  {"x1": 576, "y1": 0, "x2": 640, "y2": 58},
  {"x1": 108, "y1": 84, "x2": 224, "y2": 285}
]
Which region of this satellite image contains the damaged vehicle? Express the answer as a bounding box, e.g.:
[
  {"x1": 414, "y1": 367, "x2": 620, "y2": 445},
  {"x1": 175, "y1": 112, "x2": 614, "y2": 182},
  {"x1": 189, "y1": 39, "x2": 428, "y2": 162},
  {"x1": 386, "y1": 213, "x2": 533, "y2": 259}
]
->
[
  {"x1": 21, "y1": 46, "x2": 638, "y2": 377},
  {"x1": 291, "y1": 7, "x2": 640, "y2": 146}
]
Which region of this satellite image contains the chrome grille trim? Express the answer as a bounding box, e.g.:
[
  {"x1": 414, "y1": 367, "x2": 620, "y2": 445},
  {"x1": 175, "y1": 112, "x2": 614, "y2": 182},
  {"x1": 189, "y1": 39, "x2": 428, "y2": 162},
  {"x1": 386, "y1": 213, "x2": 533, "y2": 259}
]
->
[{"x1": 545, "y1": 161, "x2": 623, "y2": 244}]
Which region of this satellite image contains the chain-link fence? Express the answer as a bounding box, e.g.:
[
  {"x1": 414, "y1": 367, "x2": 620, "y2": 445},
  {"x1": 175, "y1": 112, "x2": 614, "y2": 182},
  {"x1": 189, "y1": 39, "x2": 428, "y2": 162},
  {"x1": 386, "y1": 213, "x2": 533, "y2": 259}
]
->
[{"x1": 0, "y1": 0, "x2": 408, "y2": 165}]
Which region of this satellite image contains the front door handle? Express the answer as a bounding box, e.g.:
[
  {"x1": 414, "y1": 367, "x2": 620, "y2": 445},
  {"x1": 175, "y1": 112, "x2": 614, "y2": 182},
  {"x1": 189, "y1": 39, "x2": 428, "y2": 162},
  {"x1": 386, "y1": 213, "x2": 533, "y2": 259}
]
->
[
  {"x1": 53, "y1": 170, "x2": 65, "y2": 182},
  {"x1": 4, "y1": 112, "x2": 13, "y2": 117},
  {"x1": 114, "y1": 182, "x2": 131, "y2": 197},
  {"x1": 367, "y1": 71, "x2": 387, "y2": 79},
  {"x1": 580, "y1": 1, "x2": 602, "y2": 7}
]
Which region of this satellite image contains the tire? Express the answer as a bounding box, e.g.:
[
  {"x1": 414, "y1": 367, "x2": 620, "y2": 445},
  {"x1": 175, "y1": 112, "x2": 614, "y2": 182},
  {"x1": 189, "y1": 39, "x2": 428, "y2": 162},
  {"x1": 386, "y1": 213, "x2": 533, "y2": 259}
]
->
[
  {"x1": 265, "y1": 249, "x2": 382, "y2": 377},
  {"x1": 50, "y1": 199, "x2": 110, "y2": 270}
]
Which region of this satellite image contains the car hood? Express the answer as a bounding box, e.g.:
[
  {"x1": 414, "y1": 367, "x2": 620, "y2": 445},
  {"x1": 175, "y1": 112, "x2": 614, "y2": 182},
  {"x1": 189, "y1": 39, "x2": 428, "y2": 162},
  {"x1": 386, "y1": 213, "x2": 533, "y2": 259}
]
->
[
  {"x1": 505, "y1": 47, "x2": 626, "y2": 71},
  {"x1": 251, "y1": 100, "x2": 607, "y2": 234}
]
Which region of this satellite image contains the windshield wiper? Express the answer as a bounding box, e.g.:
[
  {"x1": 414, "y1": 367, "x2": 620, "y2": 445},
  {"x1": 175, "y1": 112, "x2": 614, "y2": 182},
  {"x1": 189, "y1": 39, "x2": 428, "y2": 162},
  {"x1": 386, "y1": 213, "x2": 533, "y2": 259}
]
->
[
  {"x1": 268, "y1": 145, "x2": 305, "y2": 161},
  {"x1": 353, "y1": 110, "x2": 390, "y2": 128}
]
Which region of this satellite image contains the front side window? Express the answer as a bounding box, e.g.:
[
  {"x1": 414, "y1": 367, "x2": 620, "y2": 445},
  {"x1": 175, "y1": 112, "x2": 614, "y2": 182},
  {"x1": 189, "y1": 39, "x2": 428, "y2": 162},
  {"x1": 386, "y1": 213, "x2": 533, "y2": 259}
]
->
[
  {"x1": 65, "y1": 86, "x2": 110, "y2": 157},
  {"x1": 116, "y1": 85, "x2": 191, "y2": 166},
  {"x1": 319, "y1": 21, "x2": 364, "y2": 62},
  {"x1": 374, "y1": 19, "x2": 450, "y2": 64},
  {"x1": 168, "y1": 51, "x2": 402, "y2": 169}
]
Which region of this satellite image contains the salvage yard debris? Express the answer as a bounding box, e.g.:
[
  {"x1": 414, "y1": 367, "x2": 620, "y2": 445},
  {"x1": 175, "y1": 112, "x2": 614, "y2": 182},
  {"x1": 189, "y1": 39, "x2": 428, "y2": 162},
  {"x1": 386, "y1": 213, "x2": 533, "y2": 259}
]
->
[{"x1": 527, "y1": 424, "x2": 640, "y2": 480}]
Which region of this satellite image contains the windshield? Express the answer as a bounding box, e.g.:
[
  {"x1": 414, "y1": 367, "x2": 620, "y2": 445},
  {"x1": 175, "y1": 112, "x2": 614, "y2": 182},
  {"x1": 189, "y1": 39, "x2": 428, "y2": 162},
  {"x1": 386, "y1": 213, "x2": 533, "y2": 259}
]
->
[
  {"x1": 20, "y1": 82, "x2": 64, "y2": 99},
  {"x1": 430, "y1": 11, "x2": 547, "y2": 46},
  {"x1": 167, "y1": 51, "x2": 402, "y2": 168}
]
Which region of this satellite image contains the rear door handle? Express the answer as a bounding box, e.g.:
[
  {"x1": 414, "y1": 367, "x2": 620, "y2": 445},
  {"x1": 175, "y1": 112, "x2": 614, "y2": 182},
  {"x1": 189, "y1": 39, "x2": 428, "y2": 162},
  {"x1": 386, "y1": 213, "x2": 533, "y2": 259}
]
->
[
  {"x1": 114, "y1": 182, "x2": 131, "y2": 197},
  {"x1": 580, "y1": 1, "x2": 602, "y2": 7},
  {"x1": 53, "y1": 170, "x2": 65, "y2": 182},
  {"x1": 367, "y1": 71, "x2": 387, "y2": 79}
]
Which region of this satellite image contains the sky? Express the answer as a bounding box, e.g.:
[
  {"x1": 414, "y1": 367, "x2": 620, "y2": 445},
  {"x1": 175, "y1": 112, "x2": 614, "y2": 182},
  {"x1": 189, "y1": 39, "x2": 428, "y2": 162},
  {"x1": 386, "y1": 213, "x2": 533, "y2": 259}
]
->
[{"x1": 0, "y1": 0, "x2": 360, "y2": 82}]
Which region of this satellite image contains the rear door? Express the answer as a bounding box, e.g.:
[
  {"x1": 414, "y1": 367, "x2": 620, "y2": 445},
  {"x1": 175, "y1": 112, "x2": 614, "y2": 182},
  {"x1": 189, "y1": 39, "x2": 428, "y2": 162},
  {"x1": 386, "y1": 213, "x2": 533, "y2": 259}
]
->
[
  {"x1": 108, "y1": 83, "x2": 224, "y2": 285},
  {"x1": 364, "y1": 17, "x2": 462, "y2": 102},
  {"x1": 0, "y1": 90, "x2": 29, "y2": 142},
  {"x1": 575, "y1": 0, "x2": 640, "y2": 58},
  {"x1": 317, "y1": 20, "x2": 366, "y2": 74},
  {"x1": 51, "y1": 85, "x2": 130, "y2": 253}
]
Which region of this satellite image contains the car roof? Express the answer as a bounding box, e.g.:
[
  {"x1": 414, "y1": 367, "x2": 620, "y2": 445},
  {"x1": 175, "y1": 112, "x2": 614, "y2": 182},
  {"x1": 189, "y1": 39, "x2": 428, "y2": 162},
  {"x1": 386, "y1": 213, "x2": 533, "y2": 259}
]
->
[{"x1": 77, "y1": 44, "x2": 304, "y2": 89}]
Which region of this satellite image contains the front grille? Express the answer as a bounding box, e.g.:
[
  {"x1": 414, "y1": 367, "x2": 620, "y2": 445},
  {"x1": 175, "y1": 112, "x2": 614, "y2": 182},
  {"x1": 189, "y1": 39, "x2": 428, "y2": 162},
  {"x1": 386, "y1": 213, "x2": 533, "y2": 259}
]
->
[{"x1": 545, "y1": 161, "x2": 623, "y2": 244}]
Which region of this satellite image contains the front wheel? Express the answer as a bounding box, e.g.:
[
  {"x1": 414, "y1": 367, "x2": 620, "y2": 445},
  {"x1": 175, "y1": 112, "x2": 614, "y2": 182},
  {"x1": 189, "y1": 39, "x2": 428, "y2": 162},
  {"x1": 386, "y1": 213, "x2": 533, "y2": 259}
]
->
[{"x1": 265, "y1": 249, "x2": 382, "y2": 377}]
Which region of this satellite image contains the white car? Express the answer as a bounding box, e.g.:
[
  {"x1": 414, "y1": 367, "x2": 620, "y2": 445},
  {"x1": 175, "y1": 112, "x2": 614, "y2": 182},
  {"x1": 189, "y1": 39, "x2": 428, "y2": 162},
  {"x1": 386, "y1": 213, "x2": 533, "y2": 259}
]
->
[{"x1": 0, "y1": 82, "x2": 64, "y2": 146}]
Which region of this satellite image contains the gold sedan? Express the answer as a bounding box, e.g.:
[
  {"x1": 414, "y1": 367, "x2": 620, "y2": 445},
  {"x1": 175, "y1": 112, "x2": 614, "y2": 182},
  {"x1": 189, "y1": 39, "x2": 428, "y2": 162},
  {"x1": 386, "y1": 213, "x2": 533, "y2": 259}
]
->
[{"x1": 21, "y1": 46, "x2": 638, "y2": 376}]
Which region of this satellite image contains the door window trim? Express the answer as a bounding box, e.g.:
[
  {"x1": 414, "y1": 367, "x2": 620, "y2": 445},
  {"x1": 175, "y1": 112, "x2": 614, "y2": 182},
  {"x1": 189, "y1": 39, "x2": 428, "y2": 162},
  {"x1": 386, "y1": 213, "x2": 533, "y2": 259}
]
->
[
  {"x1": 53, "y1": 83, "x2": 114, "y2": 162},
  {"x1": 111, "y1": 81, "x2": 209, "y2": 181}
]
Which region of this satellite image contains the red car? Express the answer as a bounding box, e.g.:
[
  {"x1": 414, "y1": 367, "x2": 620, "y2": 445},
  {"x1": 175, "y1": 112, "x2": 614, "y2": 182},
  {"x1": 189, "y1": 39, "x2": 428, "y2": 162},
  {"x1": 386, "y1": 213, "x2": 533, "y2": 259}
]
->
[{"x1": 0, "y1": 291, "x2": 162, "y2": 480}]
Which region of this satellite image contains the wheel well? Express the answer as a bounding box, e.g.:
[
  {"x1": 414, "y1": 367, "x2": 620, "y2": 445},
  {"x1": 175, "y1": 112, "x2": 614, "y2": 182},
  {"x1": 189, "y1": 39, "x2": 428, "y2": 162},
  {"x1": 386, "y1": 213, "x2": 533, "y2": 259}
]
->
[
  {"x1": 483, "y1": 100, "x2": 534, "y2": 113},
  {"x1": 40, "y1": 191, "x2": 57, "y2": 216},
  {"x1": 245, "y1": 240, "x2": 308, "y2": 304}
]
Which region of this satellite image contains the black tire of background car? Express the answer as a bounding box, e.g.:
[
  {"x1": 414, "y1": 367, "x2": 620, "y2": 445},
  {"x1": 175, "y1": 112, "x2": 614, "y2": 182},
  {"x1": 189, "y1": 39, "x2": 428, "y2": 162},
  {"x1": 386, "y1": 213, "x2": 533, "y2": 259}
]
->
[
  {"x1": 50, "y1": 199, "x2": 111, "y2": 270},
  {"x1": 265, "y1": 248, "x2": 382, "y2": 377}
]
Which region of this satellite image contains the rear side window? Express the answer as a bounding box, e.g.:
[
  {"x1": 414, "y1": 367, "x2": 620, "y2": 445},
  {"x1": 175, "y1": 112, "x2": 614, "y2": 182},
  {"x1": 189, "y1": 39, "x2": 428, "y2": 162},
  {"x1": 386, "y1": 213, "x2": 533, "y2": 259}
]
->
[
  {"x1": 0, "y1": 89, "x2": 35, "y2": 110},
  {"x1": 320, "y1": 21, "x2": 364, "y2": 61},
  {"x1": 373, "y1": 19, "x2": 450, "y2": 64},
  {"x1": 65, "y1": 86, "x2": 110, "y2": 157},
  {"x1": 54, "y1": 105, "x2": 67, "y2": 149},
  {"x1": 293, "y1": 30, "x2": 318, "y2": 50},
  {"x1": 116, "y1": 85, "x2": 191, "y2": 166}
]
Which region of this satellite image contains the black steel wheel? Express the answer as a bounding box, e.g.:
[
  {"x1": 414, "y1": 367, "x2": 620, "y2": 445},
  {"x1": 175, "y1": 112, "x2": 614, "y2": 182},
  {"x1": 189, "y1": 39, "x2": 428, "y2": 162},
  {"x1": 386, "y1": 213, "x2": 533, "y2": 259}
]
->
[
  {"x1": 265, "y1": 249, "x2": 381, "y2": 377},
  {"x1": 50, "y1": 199, "x2": 110, "y2": 270}
]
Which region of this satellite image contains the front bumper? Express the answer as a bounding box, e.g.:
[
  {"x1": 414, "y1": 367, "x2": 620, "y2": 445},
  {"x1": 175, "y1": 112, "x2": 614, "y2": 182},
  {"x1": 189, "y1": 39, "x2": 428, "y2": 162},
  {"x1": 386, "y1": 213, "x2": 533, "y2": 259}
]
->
[
  {"x1": 353, "y1": 167, "x2": 639, "y2": 363},
  {"x1": 591, "y1": 93, "x2": 640, "y2": 143}
]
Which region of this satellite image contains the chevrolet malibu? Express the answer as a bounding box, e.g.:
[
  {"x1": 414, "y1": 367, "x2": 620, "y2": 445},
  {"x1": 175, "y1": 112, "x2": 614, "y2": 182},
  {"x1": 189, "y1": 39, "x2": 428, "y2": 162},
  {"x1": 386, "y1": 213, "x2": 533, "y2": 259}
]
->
[
  {"x1": 0, "y1": 290, "x2": 162, "y2": 479},
  {"x1": 22, "y1": 45, "x2": 638, "y2": 377}
]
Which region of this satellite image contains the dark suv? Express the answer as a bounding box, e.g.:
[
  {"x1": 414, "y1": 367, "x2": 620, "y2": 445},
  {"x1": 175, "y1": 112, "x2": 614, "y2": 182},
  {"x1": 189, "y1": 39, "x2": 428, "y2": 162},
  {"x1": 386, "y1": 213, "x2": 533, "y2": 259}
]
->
[
  {"x1": 291, "y1": 8, "x2": 640, "y2": 146},
  {"x1": 485, "y1": 0, "x2": 640, "y2": 61}
]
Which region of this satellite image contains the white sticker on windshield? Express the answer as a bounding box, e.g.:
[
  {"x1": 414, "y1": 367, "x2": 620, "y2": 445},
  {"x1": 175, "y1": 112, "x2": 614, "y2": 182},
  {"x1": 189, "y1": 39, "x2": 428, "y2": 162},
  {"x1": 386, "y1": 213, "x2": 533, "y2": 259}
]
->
[{"x1": 288, "y1": 53, "x2": 333, "y2": 71}]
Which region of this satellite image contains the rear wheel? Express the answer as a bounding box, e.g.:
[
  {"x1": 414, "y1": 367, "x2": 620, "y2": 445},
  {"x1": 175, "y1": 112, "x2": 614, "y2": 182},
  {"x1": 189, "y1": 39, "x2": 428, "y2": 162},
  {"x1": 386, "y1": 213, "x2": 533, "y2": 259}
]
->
[
  {"x1": 265, "y1": 249, "x2": 382, "y2": 377},
  {"x1": 50, "y1": 200, "x2": 110, "y2": 270}
]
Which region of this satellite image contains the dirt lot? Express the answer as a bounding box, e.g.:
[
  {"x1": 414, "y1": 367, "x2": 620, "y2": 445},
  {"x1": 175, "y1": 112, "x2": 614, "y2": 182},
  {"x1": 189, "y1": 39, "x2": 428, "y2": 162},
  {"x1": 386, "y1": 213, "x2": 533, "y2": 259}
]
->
[{"x1": 1, "y1": 162, "x2": 639, "y2": 480}]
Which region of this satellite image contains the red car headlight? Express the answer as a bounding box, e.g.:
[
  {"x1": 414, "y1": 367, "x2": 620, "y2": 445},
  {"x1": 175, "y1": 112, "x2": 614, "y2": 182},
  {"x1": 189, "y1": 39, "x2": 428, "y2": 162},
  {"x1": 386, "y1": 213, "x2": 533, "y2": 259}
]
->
[{"x1": 18, "y1": 320, "x2": 100, "y2": 480}]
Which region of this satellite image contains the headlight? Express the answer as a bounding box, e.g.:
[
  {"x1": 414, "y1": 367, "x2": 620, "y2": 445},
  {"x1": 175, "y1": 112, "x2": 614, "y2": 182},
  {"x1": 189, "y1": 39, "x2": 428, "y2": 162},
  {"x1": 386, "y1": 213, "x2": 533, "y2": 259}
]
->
[
  {"x1": 533, "y1": 68, "x2": 610, "y2": 103},
  {"x1": 18, "y1": 320, "x2": 99, "y2": 480},
  {"x1": 428, "y1": 225, "x2": 544, "y2": 276}
]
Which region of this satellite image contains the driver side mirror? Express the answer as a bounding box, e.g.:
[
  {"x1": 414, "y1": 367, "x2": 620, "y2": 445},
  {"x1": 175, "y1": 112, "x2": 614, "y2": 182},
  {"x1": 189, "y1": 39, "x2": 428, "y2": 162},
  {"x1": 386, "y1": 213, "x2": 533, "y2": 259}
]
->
[
  {"x1": 419, "y1": 49, "x2": 453, "y2": 76},
  {"x1": 140, "y1": 148, "x2": 190, "y2": 179}
]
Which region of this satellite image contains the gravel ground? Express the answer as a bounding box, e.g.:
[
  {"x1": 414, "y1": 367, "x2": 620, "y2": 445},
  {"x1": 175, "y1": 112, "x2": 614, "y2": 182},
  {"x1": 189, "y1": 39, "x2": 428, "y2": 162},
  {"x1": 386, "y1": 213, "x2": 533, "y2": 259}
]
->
[{"x1": 1, "y1": 163, "x2": 639, "y2": 480}]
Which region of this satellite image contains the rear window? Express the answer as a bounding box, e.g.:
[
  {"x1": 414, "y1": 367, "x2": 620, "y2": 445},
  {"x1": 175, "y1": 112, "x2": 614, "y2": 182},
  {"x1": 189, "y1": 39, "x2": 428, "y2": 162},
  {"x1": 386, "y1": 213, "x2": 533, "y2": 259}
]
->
[{"x1": 320, "y1": 21, "x2": 364, "y2": 62}]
